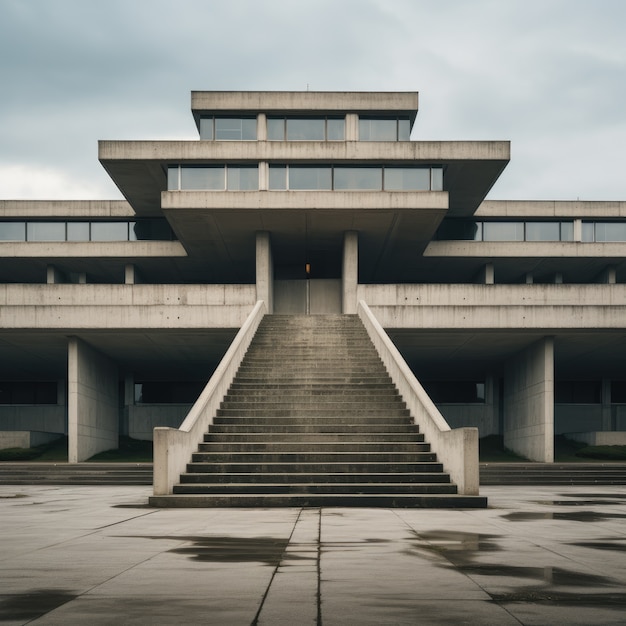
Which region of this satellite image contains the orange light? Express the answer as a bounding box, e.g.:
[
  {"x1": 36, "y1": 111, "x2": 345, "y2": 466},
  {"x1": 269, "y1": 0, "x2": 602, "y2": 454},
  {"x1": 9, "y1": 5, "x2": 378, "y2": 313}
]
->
[{"x1": 305, "y1": 263, "x2": 311, "y2": 275}]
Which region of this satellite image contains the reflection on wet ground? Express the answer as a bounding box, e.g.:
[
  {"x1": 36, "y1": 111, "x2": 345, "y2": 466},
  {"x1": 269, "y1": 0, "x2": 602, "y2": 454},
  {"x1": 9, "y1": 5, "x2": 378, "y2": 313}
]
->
[
  {"x1": 119, "y1": 535, "x2": 292, "y2": 565},
  {"x1": 533, "y1": 499, "x2": 624, "y2": 506},
  {"x1": 411, "y1": 530, "x2": 501, "y2": 553},
  {"x1": 0, "y1": 590, "x2": 76, "y2": 621},
  {"x1": 570, "y1": 541, "x2": 626, "y2": 552},
  {"x1": 502, "y1": 511, "x2": 626, "y2": 522}
]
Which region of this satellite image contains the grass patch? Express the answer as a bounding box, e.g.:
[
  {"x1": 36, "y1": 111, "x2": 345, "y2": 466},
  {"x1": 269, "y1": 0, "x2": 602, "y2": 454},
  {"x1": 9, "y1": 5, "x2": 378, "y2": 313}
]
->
[
  {"x1": 0, "y1": 436, "x2": 67, "y2": 462},
  {"x1": 479, "y1": 435, "x2": 528, "y2": 462},
  {"x1": 575, "y1": 444, "x2": 626, "y2": 461},
  {"x1": 87, "y1": 436, "x2": 152, "y2": 462}
]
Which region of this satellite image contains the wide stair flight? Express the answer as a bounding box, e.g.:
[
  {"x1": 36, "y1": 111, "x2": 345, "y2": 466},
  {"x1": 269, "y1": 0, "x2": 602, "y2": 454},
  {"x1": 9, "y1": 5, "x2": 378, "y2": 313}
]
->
[{"x1": 151, "y1": 314, "x2": 486, "y2": 507}]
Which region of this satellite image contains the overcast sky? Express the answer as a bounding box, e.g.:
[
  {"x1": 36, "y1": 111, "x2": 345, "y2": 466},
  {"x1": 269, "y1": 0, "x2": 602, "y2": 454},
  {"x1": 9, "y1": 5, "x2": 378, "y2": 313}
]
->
[{"x1": 1, "y1": 0, "x2": 625, "y2": 202}]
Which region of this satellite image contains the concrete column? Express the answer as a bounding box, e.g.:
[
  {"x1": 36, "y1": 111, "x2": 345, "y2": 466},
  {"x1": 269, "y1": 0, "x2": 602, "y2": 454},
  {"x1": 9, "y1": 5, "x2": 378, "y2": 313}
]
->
[
  {"x1": 476, "y1": 263, "x2": 494, "y2": 285},
  {"x1": 47, "y1": 265, "x2": 64, "y2": 284},
  {"x1": 503, "y1": 337, "x2": 554, "y2": 462},
  {"x1": 345, "y1": 114, "x2": 358, "y2": 140},
  {"x1": 67, "y1": 337, "x2": 119, "y2": 463},
  {"x1": 342, "y1": 231, "x2": 358, "y2": 314},
  {"x1": 258, "y1": 162, "x2": 269, "y2": 190},
  {"x1": 124, "y1": 263, "x2": 144, "y2": 285},
  {"x1": 256, "y1": 231, "x2": 273, "y2": 313},
  {"x1": 573, "y1": 219, "x2": 583, "y2": 242},
  {"x1": 257, "y1": 113, "x2": 267, "y2": 141},
  {"x1": 524, "y1": 273, "x2": 534, "y2": 284},
  {"x1": 598, "y1": 266, "x2": 617, "y2": 284}
]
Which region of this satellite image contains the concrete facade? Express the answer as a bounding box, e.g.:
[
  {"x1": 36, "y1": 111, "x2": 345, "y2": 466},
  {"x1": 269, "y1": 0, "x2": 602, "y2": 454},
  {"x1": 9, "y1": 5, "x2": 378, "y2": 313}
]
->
[{"x1": 0, "y1": 89, "x2": 625, "y2": 469}]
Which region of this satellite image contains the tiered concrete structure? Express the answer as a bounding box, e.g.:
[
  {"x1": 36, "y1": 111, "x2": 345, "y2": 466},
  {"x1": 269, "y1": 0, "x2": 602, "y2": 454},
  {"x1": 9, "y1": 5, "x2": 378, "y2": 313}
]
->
[{"x1": 1, "y1": 91, "x2": 625, "y2": 495}]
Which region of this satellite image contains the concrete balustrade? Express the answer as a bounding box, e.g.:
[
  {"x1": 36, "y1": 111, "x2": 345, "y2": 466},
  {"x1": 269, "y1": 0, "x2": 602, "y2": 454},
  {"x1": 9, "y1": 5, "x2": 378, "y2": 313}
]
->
[
  {"x1": 153, "y1": 300, "x2": 267, "y2": 495},
  {"x1": 357, "y1": 300, "x2": 479, "y2": 495}
]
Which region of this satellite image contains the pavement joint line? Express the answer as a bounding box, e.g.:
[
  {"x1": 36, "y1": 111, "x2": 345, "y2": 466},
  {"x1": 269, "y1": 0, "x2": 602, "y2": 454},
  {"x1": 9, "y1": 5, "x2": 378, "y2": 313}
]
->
[
  {"x1": 251, "y1": 506, "x2": 304, "y2": 626},
  {"x1": 94, "y1": 509, "x2": 159, "y2": 530}
]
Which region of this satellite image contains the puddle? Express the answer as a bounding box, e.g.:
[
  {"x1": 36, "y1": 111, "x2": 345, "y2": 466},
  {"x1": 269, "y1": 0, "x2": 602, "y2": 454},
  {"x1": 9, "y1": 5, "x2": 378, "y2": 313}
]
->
[
  {"x1": 562, "y1": 492, "x2": 626, "y2": 500},
  {"x1": 491, "y1": 590, "x2": 626, "y2": 607},
  {"x1": 533, "y1": 500, "x2": 622, "y2": 506},
  {"x1": 412, "y1": 530, "x2": 500, "y2": 553},
  {"x1": 570, "y1": 541, "x2": 626, "y2": 552},
  {"x1": 502, "y1": 511, "x2": 626, "y2": 522},
  {"x1": 112, "y1": 504, "x2": 153, "y2": 509},
  {"x1": 0, "y1": 493, "x2": 28, "y2": 499},
  {"x1": 119, "y1": 535, "x2": 293, "y2": 565},
  {"x1": 0, "y1": 589, "x2": 76, "y2": 621},
  {"x1": 458, "y1": 564, "x2": 616, "y2": 587}
]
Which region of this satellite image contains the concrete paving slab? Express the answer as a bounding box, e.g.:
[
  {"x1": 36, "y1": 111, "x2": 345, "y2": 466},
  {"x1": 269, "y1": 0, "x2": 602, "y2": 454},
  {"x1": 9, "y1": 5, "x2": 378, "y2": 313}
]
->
[{"x1": 1, "y1": 485, "x2": 626, "y2": 624}]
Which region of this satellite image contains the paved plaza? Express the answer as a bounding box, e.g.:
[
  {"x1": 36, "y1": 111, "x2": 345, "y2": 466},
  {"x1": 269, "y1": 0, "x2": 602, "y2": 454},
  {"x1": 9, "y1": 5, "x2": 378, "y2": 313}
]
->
[{"x1": 0, "y1": 484, "x2": 625, "y2": 625}]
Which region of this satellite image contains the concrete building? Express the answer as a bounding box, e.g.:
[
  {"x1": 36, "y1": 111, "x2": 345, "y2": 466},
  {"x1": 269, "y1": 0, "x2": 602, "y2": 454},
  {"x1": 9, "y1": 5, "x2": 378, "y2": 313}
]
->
[{"x1": 1, "y1": 90, "x2": 625, "y2": 483}]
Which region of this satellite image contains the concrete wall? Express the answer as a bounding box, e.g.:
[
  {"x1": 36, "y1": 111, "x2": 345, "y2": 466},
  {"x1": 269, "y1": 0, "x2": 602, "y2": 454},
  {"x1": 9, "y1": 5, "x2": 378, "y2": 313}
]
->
[
  {"x1": 129, "y1": 404, "x2": 191, "y2": 441},
  {"x1": 0, "y1": 284, "x2": 257, "y2": 329},
  {"x1": 503, "y1": 337, "x2": 554, "y2": 462},
  {"x1": 68, "y1": 337, "x2": 119, "y2": 462},
  {"x1": 0, "y1": 431, "x2": 62, "y2": 450},
  {"x1": 555, "y1": 405, "x2": 604, "y2": 434},
  {"x1": 438, "y1": 404, "x2": 499, "y2": 437},
  {"x1": 0, "y1": 405, "x2": 65, "y2": 435},
  {"x1": 568, "y1": 431, "x2": 626, "y2": 446},
  {"x1": 358, "y1": 284, "x2": 626, "y2": 330}
]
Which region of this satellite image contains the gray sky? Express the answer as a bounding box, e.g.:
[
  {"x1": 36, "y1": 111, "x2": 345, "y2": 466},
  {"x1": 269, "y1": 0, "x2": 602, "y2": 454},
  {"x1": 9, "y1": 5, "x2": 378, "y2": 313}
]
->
[{"x1": 1, "y1": 0, "x2": 625, "y2": 202}]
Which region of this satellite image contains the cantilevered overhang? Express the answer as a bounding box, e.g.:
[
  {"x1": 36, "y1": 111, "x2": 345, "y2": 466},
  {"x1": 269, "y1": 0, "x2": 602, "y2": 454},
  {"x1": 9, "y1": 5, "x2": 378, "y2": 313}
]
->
[
  {"x1": 162, "y1": 191, "x2": 449, "y2": 283},
  {"x1": 190, "y1": 91, "x2": 419, "y2": 130},
  {"x1": 98, "y1": 140, "x2": 509, "y2": 216}
]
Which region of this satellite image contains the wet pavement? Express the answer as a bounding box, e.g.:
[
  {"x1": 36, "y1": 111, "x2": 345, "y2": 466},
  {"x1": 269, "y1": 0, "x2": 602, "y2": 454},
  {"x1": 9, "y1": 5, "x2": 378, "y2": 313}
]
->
[{"x1": 0, "y1": 485, "x2": 625, "y2": 625}]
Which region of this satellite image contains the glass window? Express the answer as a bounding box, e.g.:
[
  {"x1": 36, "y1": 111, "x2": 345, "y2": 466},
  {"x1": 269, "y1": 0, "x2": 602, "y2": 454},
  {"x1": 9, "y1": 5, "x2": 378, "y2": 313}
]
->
[
  {"x1": 436, "y1": 220, "x2": 481, "y2": 241},
  {"x1": 525, "y1": 222, "x2": 561, "y2": 242},
  {"x1": 431, "y1": 168, "x2": 444, "y2": 191},
  {"x1": 334, "y1": 167, "x2": 382, "y2": 190},
  {"x1": 267, "y1": 118, "x2": 285, "y2": 141},
  {"x1": 91, "y1": 222, "x2": 129, "y2": 241},
  {"x1": 611, "y1": 381, "x2": 626, "y2": 403},
  {"x1": 0, "y1": 222, "x2": 25, "y2": 241},
  {"x1": 227, "y1": 166, "x2": 258, "y2": 190},
  {"x1": 556, "y1": 381, "x2": 602, "y2": 403},
  {"x1": 288, "y1": 166, "x2": 332, "y2": 190},
  {"x1": 26, "y1": 222, "x2": 66, "y2": 242},
  {"x1": 286, "y1": 118, "x2": 325, "y2": 140},
  {"x1": 483, "y1": 222, "x2": 524, "y2": 241},
  {"x1": 560, "y1": 222, "x2": 574, "y2": 241},
  {"x1": 398, "y1": 118, "x2": 411, "y2": 140},
  {"x1": 422, "y1": 381, "x2": 485, "y2": 403},
  {"x1": 130, "y1": 220, "x2": 174, "y2": 241},
  {"x1": 167, "y1": 166, "x2": 180, "y2": 190},
  {"x1": 384, "y1": 167, "x2": 431, "y2": 191},
  {"x1": 595, "y1": 222, "x2": 626, "y2": 242},
  {"x1": 327, "y1": 118, "x2": 345, "y2": 140},
  {"x1": 199, "y1": 117, "x2": 214, "y2": 140},
  {"x1": 215, "y1": 117, "x2": 256, "y2": 140},
  {"x1": 359, "y1": 118, "x2": 398, "y2": 141},
  {"x1": 134, "y1": 381, "x2": 205, "y2": 403},
  {"x1": 180, "y1": 166, "x2": 225, "y2": 190},
  {"x1": 0, "y1": 381, "x2": 57, "y2": 405},
  {"x1": 67, "y1": 222, "x2": 90, "y2": 241},
  {"x1": 269, "y1": 165, "x2": 287, "y2": 190}
]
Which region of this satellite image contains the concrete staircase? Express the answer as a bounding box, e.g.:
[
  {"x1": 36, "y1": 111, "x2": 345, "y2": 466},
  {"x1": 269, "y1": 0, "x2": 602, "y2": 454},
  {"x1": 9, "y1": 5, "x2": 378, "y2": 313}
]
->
[{"x1": 150, "y1": 315, "x2": 486, "y2": 508}]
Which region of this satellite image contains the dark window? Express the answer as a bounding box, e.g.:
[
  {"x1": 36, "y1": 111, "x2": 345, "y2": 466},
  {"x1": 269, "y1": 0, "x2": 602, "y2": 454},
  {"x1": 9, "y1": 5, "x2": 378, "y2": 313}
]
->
[
  {"x1": 134, "y1": 381, "x2": 205, "y2": 404},
  {"x1": 422, "y1": 381, "x2": 485, "y2": 403},
  {"x1": 611, "y1": 381, "x2": 626, "y2": 403},
  {"x1": 555, "y1": 381, "x2": 602, "y2": 404},
  {"x1": 0, "y1": 381, "x2": 57, "y2": 405}
]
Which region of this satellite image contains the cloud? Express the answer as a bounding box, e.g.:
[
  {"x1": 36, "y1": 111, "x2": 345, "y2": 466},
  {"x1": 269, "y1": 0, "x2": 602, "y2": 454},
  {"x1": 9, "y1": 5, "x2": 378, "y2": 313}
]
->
[{"x1": 0, "y1": 0, "x2": 625, "y2": 201}]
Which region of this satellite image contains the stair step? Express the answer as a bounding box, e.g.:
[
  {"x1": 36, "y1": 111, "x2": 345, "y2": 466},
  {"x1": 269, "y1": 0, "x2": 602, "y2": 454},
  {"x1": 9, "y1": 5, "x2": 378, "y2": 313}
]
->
[
  {"x1": 215, "y1": 408, "x2": 411, "y2": 417},
  {"x1": 149, "y1": 493, "x2": 488, "y2": 508},
  {"x1": 186, "y1": 461, "x2": 444, "y2": 473},
  {"x1": 204, "y1": 432, "x2": 424, "y2": 442},
  {"x1": 212, "y1": 416, "x2": 415, "y2": 425},
  {"x1": 179, "y1": 471, "x2": 450, "y2": 484},
  {"x1": 197, "y1": 442, "x2": 430, "y2": 453},
  {"x1": 172, "y1": 483, "x2": 458, "y2": 495},
  {"x1": 190, "y1": 451, "x2": 437, "y2": 463}
]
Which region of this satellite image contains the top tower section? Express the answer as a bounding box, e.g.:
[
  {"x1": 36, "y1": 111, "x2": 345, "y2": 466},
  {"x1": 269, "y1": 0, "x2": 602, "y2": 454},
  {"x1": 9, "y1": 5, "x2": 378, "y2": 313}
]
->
[{"x1": 190, "y1": 91, "x2": 419, "y2": 141}]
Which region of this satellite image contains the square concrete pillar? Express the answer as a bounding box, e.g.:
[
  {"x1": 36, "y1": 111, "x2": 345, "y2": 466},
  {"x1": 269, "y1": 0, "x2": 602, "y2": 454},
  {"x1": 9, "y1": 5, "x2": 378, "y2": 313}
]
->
[
  {"x1": 342, "y1": 231, "x2": 358, "y2": 314},
  {"x1": 256, "y1": 231, "x2": 273, "y2": 312},
  {"x1": 503, "y1": 337, "x2": 554, "y2": 462},
  {"x1": 67, "y1": 337, "x2": 119, "y2": 463}
]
